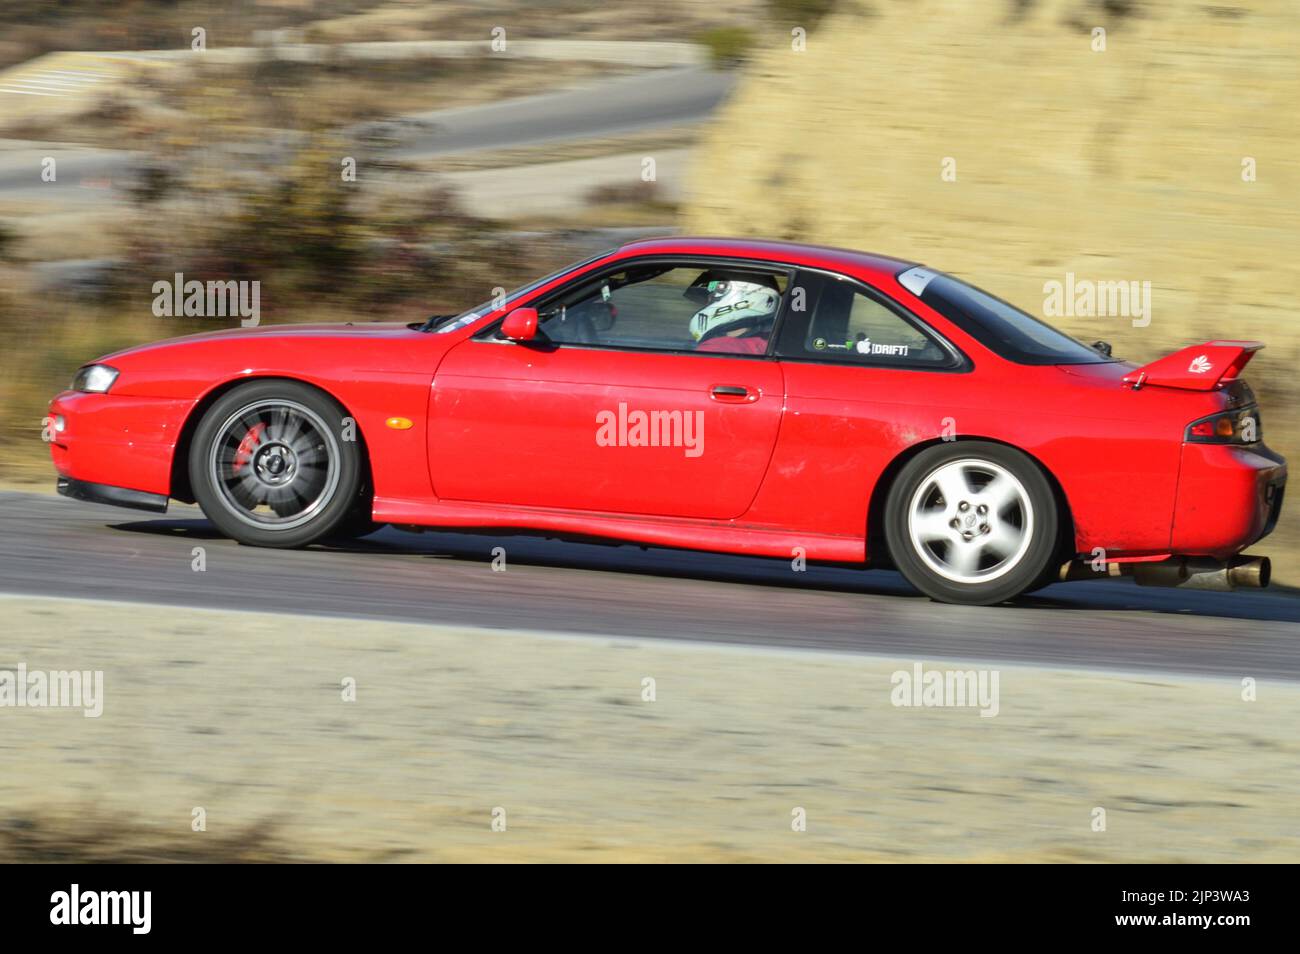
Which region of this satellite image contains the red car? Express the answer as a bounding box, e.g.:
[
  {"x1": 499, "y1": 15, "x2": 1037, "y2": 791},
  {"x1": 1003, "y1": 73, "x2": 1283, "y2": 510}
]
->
[{"x1": 48, "y1": 237, "x2": 1285, "y2": 605}]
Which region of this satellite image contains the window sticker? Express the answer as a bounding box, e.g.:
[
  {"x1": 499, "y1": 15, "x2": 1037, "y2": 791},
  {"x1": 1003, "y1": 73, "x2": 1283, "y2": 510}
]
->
[{"x1": 854, "y1": 337, "x2": 911, "y2": 358}]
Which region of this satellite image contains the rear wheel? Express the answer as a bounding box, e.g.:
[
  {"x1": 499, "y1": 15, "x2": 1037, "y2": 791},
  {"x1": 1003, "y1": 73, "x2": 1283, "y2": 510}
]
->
[
  {"x1": 883, "y1": 442, "x2": 1058, "y2": 605},
  {"x1": 189, "y1": 380, "x2": 363, "y2": 548}
]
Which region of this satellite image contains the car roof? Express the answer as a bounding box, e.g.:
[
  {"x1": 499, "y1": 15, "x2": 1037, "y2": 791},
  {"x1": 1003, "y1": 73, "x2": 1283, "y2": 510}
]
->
[{"x1": 614, "y1": 236, "x2": 918, "y2": 281}]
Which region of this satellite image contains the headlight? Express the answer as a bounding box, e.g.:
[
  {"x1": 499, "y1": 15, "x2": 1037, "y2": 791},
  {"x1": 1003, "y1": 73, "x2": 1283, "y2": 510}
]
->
[{"x1": 71, "y1": 364, "x2": 119, "y2": 393}]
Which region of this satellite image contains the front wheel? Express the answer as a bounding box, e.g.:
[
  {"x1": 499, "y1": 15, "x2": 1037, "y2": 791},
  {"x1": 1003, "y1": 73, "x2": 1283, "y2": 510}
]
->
[
  {"x1": 189, "y1": 380, "x2": 364, "y2": 548},
  {"x1": 883, "y1": 442, "x2": 1059, "y2": 605}
]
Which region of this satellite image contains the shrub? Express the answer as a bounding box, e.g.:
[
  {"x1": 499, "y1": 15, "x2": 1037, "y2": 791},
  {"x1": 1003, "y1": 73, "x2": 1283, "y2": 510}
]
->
[
  {"x1": 766, "y1": 0, "x2": 837, "y2": 29},
  {"x1": 697, "y1": 26, "x2": 757, "y2": 69}
]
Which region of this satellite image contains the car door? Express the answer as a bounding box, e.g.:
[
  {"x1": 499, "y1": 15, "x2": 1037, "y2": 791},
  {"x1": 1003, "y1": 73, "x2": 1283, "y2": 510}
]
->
[
  {"x1": 761, "y1": 268, "x2": 970, "y2": 539},
  {"x1": 428, "y1": 258, "x2": 788, "y2": 520}
]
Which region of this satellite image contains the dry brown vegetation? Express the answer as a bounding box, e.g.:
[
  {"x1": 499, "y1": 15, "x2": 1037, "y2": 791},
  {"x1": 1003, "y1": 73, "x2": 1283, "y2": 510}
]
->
[
  {"x1": 0, "y1": 0, "x2": 363, "y2": 71},
  {"x1": 0, "y1": 809, "x2": 308, "y2": 863}
]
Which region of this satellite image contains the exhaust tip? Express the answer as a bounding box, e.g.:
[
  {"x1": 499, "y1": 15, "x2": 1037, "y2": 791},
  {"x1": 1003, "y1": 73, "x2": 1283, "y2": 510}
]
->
[{"x1": 1228, "y1": 555, "x2": 1270, "y2": 589}]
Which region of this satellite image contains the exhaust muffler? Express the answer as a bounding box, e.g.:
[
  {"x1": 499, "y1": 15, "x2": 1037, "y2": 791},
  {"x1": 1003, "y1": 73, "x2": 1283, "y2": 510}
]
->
[{"x1": 1058, "y1": 554, "x2": 1270, "y2": 591}]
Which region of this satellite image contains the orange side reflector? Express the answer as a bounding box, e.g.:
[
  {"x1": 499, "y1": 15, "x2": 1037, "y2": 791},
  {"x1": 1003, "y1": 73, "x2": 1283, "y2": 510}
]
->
[{"x1": 385, "y1": 417, "x2": 414, "y2": 430}]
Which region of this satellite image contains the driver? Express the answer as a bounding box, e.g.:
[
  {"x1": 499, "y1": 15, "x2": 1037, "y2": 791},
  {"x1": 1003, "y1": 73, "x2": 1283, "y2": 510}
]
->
[{"x1": 687, "y1": 272, "x2": 781, "y2": 354}]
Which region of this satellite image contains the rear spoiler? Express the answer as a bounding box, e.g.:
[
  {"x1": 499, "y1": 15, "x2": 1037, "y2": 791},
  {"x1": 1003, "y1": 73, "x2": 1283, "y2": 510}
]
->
[{"x1": 1122, "y1": 340, "x2": 1264, "y2": 391}]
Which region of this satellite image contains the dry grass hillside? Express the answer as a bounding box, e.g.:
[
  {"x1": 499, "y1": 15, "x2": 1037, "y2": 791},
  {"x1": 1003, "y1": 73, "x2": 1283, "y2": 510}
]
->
[{"x1": 688, "y1": 0, "x2": 1300, "y2": 565}]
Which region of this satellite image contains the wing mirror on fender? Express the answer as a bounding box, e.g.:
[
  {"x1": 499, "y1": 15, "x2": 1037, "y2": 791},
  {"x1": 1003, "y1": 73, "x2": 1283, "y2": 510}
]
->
[{"x1": 500, "y1": 307, "x2": 542, "y2": 343}]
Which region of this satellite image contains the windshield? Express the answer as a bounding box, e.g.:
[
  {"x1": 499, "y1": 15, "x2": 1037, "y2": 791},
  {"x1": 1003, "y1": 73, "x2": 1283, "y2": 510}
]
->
[
  {"x1": 899, "y1": 267, "x2": 1110, "y2": 365},
  {"x1": 423, "y1": 250, "x2": 613, "y2": 333}
]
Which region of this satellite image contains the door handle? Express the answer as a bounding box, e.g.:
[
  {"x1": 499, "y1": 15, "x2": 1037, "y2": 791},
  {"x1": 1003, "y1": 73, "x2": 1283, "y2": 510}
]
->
[{"x1": 710, "y1": 384, "x2": 759, "y2": 403}]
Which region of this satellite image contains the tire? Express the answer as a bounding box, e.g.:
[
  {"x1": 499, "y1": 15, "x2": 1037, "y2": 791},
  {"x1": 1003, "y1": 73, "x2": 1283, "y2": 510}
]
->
[
  {"x1": 883, "y1": 441, "x2": 1059, "y2": 605},
  {"x1": 188, "y1": 380, "x2": 363, "y2": 548}
]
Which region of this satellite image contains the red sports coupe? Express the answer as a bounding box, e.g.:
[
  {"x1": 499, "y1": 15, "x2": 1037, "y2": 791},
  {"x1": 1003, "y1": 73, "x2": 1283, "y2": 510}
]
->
[{"x1": 48, "y1": 238, "x2": 1285, "y2": 604}]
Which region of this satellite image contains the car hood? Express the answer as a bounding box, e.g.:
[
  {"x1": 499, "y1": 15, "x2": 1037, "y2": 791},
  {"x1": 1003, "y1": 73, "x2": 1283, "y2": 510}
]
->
[{"x1": 98, "y1": 321, "x2": 417, "y2": 362}]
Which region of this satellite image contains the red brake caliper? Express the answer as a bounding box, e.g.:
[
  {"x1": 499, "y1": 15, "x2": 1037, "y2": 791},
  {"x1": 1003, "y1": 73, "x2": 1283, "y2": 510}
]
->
[{"x1": 231, "y1": 422, "x2": 267, "y2": 475}]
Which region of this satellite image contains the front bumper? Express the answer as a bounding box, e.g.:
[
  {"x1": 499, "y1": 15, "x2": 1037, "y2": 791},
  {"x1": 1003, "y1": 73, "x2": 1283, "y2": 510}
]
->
[
  {"x1": 57, "y1": 476, "x2": 169, "y2": 513},
  {"x1": 47, "y1": 390, "x2": 191, "y2": 499},
  {"x1": 1171, "y1": 442, "x2": 1286, "y2": 558}
]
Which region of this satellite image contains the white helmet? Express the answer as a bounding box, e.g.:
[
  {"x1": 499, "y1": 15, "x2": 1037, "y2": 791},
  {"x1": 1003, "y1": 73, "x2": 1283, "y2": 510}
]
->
[{"x1": 687, "y1": 279, "x2": 780, "y2": 341}]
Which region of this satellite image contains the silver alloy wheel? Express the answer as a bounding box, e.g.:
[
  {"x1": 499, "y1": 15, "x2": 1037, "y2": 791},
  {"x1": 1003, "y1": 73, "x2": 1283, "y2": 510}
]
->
[
  {"x1": 208, "y1": 399, "x2": 341, "y2": 531},
  {"x1": 906, "y1": 457, "x2": 1034, "y2": 584}
]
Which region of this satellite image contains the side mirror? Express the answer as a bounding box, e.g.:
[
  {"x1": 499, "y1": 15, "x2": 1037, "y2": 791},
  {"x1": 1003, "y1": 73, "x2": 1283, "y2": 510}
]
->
[{"x1": 500, "y1": 307, "x2": 540, "y2": 343}]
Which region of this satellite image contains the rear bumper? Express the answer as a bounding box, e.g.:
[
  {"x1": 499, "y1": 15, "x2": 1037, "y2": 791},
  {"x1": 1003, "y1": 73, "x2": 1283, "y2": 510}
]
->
[
  {"x1": 57, "y1": 476, "x2": 169, "y2": 513},
  {"x1": 1171, "y1": 443, "x2": 1286, "y2": 558}
]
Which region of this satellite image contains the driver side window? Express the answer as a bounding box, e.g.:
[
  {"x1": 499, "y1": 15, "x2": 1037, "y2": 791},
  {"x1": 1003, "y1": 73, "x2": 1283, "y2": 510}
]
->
[{"x1": 531, "y1": 262, "x2": 789, "y2": 354}]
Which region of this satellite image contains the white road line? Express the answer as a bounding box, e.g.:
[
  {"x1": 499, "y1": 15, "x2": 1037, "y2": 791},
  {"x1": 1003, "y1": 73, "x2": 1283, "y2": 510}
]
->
[
  {"x1": 0, "y1": 71, "x2": 109, "y2": 96},
  {"x1": 4, "y1": 83, "x2": 83, "y2": 92},
  {"x1": 14, "y1": 75, "x2": 100, "y2": 87},
  {"x1": 1, "y1": 85, "x2": 77, "y2": 94},
  {"x1": 34, "y1": 69, "x2": 116, "y2": 78},
  {"x1": 30, "y1": 70, "x2": 102, "y2": 78},
  {"x1": 5, "y1": 77, "x2": 94, "y2": 87}
]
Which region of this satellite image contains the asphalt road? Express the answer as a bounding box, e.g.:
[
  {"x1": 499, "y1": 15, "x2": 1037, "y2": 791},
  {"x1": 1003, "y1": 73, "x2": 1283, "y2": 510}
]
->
[
  {"x1": 3, "y1": 490, "x2": 1297, "y2": 680},
  {"x1": 379, "y1": 66, "x2": 733, "y2": 158},
  {"x1": 0, "y1": 146, "x2": 137, "y2": 201},
  {"x1": 0, "y1": 67, "x2": 733, "y2": 202}
]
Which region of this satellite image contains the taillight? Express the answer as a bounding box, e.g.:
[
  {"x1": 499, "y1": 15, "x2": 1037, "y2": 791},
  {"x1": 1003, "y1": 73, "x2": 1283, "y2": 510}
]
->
[{"x1": 1185, "y1": 405, "x2": 1260, "y2": 444}]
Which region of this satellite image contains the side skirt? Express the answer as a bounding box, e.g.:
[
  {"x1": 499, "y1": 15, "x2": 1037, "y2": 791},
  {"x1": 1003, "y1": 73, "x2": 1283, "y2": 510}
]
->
[{"x1": 373, "y1": 495, "x2": 865, "y2": 563}]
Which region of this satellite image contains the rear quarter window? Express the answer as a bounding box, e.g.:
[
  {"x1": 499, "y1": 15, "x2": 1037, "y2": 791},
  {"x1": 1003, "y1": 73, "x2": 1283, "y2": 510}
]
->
[{"x1": 777, "y1": 272, "x2": 957, "y2": 368}]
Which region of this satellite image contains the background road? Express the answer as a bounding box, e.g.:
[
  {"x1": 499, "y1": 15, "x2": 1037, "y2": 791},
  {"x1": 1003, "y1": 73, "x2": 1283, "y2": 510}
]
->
[
  {"x1": 0, "y1": 67, "x2": 732, "y2": 202},
  {"x1": 3, "y1": 490, "x2": 1297, "y2": 680},
  {"x1": 380, "y1": 66, "x2": 732, "y2": 158},
  {"x1": 0, "y1": 143, "x2": 136, "y2": 200}
]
